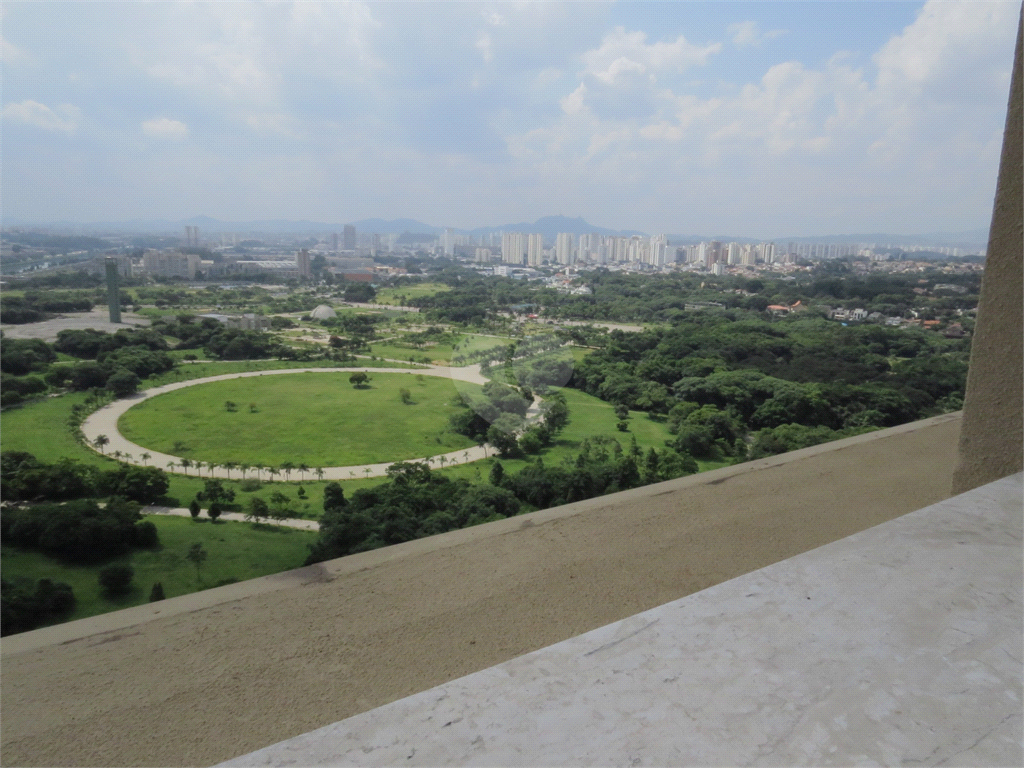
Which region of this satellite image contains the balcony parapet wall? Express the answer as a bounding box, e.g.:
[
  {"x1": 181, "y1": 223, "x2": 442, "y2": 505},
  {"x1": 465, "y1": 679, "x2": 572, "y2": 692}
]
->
[{"x1": 2, "y1": 412, "x2": 964, "y2": 767}]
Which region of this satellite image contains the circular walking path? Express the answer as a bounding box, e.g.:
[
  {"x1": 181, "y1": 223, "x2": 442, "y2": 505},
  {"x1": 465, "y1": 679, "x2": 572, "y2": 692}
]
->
[{"x1": 81, "y1": 365, "x2": 541, "y2": 480}]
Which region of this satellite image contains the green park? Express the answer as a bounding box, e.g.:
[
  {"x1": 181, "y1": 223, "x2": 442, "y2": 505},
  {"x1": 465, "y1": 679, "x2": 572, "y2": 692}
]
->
[{"x1": 118, "y1": 372, "x2": 481, "y2": 467}]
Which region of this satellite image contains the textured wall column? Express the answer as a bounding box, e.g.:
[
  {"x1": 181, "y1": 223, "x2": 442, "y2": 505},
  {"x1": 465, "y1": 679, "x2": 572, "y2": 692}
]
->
[{"x1": 952, "y1": 8, "x2": 1023, "y2": 494}]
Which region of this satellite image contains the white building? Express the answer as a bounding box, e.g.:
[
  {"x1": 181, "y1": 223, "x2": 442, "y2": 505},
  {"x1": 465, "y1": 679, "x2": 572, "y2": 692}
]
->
[
  {"x1": 501, "y1": 232, "x2": 525, "y2": 264},
  {"x1": 527, "y1": 234, "x2": 544, "y2": 266},
  {"x1": 555, "y1": 233, "x2": 574, "y2": 265}
]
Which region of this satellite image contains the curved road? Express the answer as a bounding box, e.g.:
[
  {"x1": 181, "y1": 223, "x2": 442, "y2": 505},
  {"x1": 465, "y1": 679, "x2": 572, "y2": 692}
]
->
[{"x1": 81, "y1": 365, "x2": 542, "y2": 480}]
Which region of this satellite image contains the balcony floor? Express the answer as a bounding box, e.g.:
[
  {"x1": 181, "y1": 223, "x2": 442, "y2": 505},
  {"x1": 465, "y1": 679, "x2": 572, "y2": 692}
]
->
[{"x1": 222, "y1": 472, "x2": 1022, "y2": 767}]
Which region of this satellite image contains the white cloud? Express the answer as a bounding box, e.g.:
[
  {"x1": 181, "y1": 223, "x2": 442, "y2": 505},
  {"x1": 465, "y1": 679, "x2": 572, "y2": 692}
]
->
[
  {"x1": 560, "y1": 83, "x2": 588, "y2": 115},
  {"x1": 728, "y1": 21, "x2": 786, "y2": 47},
  {"x1": 142, "y1": 117, "x2": 189, "y2": 140},
  {"x1": 2, "y1": 100, "x2": 79, "y2": 133},
  {"x1": 483, "y1": 10, "x2": 506, "y2": 27},
  {"x1": 582, "y1": 27, "x2": 721, "y2": 85},
  {"x1": 476, "y1": 32, "x2": 494, "y2": 62},
  {"x1": 874, "y1": 0, "x2": 1016, "y2": 90}
]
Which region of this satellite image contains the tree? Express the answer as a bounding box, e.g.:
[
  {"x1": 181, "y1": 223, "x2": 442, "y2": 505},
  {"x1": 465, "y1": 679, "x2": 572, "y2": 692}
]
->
[
  {"x1": 105, "y1": 368, "x2": 140, "y2": 398},
  {"x1": 315, "y1": 467, "x2": 325, "y2": 482},
  {"x1": 399, "y1": 387, "x2": 412, "y2": 404},
  {"x1": 93, "y1": 434, "x2": 109, "y2": 454},
  {"x1": 208, "y1": 502, "x2": 222, "y2": 522},
  {"x1": 489, "y1": 461, "x2": 505, "y2": 486},
  {"x1": 99, "y1": 565, "x2": 134, "y2": 596},
  {"x1": 186, "y1": 543, "x2": 207, "y2": 582},
  {"x1": 246, "y1": 496, "x2": 270, "y2": 524},
  {"x1": 614, "y1": 403, "x2": 630, "y2": 420},
  {"x1": 189, "y1": 498, "x2": 201, "y2": 519},
  {"x1": 179, "y1": 457, "x2": 192, "y2": 475},
  {"x1": 149, "y1": 582, "x2": 166, "y2": 602},
  {"x1": 298, "y1": 463, "x2": 309, "y2": 481},
  {"x1": 268, "y1": 491, "x2": 292, "y2": 521},
  {"x1": 141, "y1": 452, "x2": 151, "y2": 466},
  {"x1": 349, "y1": 372, "x2": 369, "y2": 388},
  {"x1": 224, "y1": 400, "x2": 237, "y2": 412},
  {"x1": 323, "y1": 482, "x2": 346, "y2": 512},
  {"x1": 199, "y1": 478, "x2": 235, "y2": 507},
  {"x1": 280, "y1": 461, "x2": 295, "y2": 481}
]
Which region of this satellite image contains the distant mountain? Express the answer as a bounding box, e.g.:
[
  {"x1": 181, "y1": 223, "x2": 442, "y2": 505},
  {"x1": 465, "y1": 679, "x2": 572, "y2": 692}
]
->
[
  {"x1": 467, "y1": 216, "x2": 646, "y2": 239},
  {"x1": 349, "y1": 218, "x2": 441, "y2": 235}
]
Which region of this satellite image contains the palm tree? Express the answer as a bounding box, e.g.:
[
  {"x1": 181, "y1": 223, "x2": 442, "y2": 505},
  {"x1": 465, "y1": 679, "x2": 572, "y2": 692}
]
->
[
  {"x1": 93, "y1": 434, "x2": 109, "y2": 453},
  {"x1": 315, "y1": 467, "x2": 325, "y2": 482},
  {"x1": 437, "y1": 455, "x2": 447, "y2": 468},
  {"x1": 124, "y1": 453, "x2": 133, "y2": 463},
  {"x1": 463, "y1": 451, "x2": 470, "y2": 463},
  {"x1": 267, "y1": 467, "x2": 279, "y2": 482},
  {"x1": 112, "y1": 450, "x2": 122, "y2": 462},
  {"x1": 364, "y1": 467, "x2": 372, "y2": 478},
  {"x1": 298, "y1": 463, "x2": 310, "y2": 482},
  {"x1": 280, "y1": 461, "x2": 295, "y2": 481},
  {"x1": 180, "y1": 458, "x2": 192, "y2": 475},
  {"x1": 141, "y1": 452, "x2": 151, "y2": 466},
  {"x1": 240, "y1": 464, "x2": 250, "y2": 480},
  {"x1": 223, "y1": 461, "x2": 236, "y2": 479},
  {"x1": 167, "y1": 460, "x2": 178, "y2": 473}
]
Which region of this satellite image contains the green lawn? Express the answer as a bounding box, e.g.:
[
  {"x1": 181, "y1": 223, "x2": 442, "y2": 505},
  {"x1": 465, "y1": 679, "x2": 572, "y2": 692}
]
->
[
  {"x1": 369, "y1": 332, "x2": 512, "y2": 366},
  {"x1": 119, "y1": 372, "x2": 479, "y2": 467},
  {"x1": 1, "y1": 515, "x2": 317, "y2": 625},
  {"x1": 373, "y1": 282, "x2": 451, "y2": 305}
]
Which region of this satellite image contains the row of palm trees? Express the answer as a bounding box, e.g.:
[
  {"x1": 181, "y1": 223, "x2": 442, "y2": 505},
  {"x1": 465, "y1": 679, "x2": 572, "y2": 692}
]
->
[
  {"x1": 92, "y1": 434, "x2": 484, "y2": 481},
  {"x1": 160, "y1": 459, "x2": 327, "y2": 483}
]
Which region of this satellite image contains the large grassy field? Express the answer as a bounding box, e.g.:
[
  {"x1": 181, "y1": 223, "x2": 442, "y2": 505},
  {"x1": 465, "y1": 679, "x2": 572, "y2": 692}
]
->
[
  {"x1": 118, "y1": 372, "x2": 479, "y2": 467},
  {"x1": 369, "y1": 332, "x2": 512, "y2": 366},
  {"x1": 373, "y1": 282, "x2": 451, "y2": 305},
  {"x1": 1, "y1": 515, "x2": 317, "y2": 625}
]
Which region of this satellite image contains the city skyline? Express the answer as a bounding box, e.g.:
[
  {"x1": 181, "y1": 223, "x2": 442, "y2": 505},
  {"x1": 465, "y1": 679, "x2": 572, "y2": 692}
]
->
[{"x1": 1, "y1": 1, "x2": 1019, "y2": 237}]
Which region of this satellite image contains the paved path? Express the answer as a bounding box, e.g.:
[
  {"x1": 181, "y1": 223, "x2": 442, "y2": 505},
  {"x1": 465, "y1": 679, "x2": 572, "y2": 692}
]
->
[
  {"x1": 81, "y1": 366, "x2": 541, "y2": 480},
  {"x1": 143, "y1": 505, "x2": 320, "y2": 530}
]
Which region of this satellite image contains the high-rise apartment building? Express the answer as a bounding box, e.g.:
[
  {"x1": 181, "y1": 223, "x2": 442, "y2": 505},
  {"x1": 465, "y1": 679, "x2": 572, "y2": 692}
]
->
[
  {"x1": 475, "y1": 248, "x2": 492, "y2": 263},
  {"x1": 501, "y1": 232, "x2": 525, "y2": 264},
  {"x1": 555, "y1": 233, "x2": 574, "y2": 265},
  {"x1": 343, "y1": 225, "x2": 357, "y2": 251},
  {"x1": 527, "y1": 233, "x2": 544, "y2": 266},
  {"x1": 442, "y1": 229, "x2": 456, "y2": 256},
  {"x1": 727, "y1": 242, "x2": 742, "y2": 265},
  {"x1": 296, "y1": 249, "x2": 311, "y2": 278}
]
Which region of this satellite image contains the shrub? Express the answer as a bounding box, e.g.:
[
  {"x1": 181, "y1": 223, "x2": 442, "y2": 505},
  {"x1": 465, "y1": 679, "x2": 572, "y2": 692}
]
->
[
  {"x1": 132, "y1": 520, "x2": 160, "y2": 548},
  {"x1": 238, "y1": 478, "x2": 262, "y2": 493},
  {"x1": 149, "y1": 582, "x2": 165, "y2": 602},
  {"x1": 1, "y1": 578, "x2": 76, "y2": 636},
  {"x1": 99, "y1": 565, "x2": 134, "y2": 596}
]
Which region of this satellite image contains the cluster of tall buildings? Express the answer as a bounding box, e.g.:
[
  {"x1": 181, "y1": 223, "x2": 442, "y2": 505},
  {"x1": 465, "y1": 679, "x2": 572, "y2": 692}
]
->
[{"x1": 472, "y1": 233, "x2": 792, "y2": 271}]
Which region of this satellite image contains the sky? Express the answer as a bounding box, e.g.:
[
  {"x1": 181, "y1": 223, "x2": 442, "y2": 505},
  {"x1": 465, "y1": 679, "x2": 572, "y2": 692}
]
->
[{"x1": 1, "y1": 1, "x2": 1019, "y2": 237}]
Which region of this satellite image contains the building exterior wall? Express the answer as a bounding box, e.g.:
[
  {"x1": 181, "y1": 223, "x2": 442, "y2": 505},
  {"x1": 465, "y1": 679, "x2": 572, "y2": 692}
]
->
[{"x1": 952, "y1": 10, "x2": 1023, "y2": 493}]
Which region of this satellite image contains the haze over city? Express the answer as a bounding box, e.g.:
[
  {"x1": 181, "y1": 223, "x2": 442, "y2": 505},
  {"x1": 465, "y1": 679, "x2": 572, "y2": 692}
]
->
[{"x1": 1, "y1": 0, "x2": 1018, "y2": 238}]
